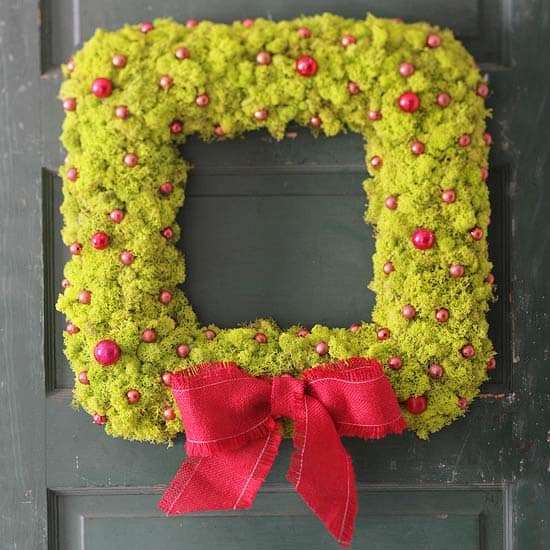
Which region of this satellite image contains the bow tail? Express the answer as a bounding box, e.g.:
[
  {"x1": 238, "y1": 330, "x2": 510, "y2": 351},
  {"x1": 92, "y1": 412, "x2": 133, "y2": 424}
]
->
[
  {"x1": 287, "y1": 395, "x2": 357, "y2": 548},
  {"x1": 159, "y1": 428, "x2": 282, "y2": 514}
]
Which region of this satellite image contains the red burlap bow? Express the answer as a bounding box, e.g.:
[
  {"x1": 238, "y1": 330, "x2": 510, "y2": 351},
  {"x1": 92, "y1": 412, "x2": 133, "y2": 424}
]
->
[{"x1": 158, "y1": 357, "x2": 406, "y2": 547}]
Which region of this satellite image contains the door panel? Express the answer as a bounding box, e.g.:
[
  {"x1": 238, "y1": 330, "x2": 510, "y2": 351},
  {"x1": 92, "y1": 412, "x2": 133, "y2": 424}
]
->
[{"x1": 2, "y1": 1, "x2": 549, "y2": 549}]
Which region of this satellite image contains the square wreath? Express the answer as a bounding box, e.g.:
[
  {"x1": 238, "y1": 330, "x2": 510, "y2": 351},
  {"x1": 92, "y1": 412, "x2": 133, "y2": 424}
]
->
[{"x1": 57, "y1": 13, "x2": 495, "y2": 444}]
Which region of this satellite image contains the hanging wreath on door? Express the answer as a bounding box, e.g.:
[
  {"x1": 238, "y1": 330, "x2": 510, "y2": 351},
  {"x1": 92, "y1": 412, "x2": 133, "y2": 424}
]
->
[{"x1": 57, "y1": 13, "x2": 495, "y2": 545}]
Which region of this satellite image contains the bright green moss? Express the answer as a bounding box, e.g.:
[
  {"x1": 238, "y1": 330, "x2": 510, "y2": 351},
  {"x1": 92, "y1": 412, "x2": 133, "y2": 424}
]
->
[{"x1": 58, "y1": 13, "x2": 494, "y2": 444}]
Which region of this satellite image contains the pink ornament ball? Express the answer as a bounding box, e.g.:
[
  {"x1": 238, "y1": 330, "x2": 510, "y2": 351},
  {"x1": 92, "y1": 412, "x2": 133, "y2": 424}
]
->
[
  {"x1": 195, "y1": 94, "x2": 209, "y2": 107},
  {"x1": 66, "y1": 167, "x2": 78, "y2": 181},
  {"x1": 370, "y1": 155, "x2": 382, "y2": 169},
  {"x1": 141, "y1": 329, "x2": 157, "y2": 343},
  {"x1": 69, "y1": 242, "x2": 82, "y2": 255},
  {"x1": 341, "y1": 34, "x2": 356, "y2": 47},
  {"x1": 406, "y1": 396, "x2": 427, "y2": 414},
  {"x1": 477, "y1": 82, "x2": 489, "y2": 97},
  {"x1": 412, "y1": 228, "x2": 435, "y2": 250},
  {"x1": 254, "y1": 108, "x2": 268, "y2": 121},
  {"x1": 63, "y1": 97, "x2": 76, "y2": 111},
  {"x1": 170, "y1": 120, "x2": 183, "y2": 134},
  {"x1": 204, "y1": 329, "x2": 216, "y2": 340},
  {"x1": 348, "y1": 81, "x2": 360, "y2": 95},
  {"x1": 297, "y1": 27, "x2": 311, "y2": 38},
  {"x1": 470, "y1": 227, "x2": 484, "y2": 241},
  {"x1": 78, "y1": 290, "x2": 91, "y2": 304},
  {"x1": 483, "y1": 132, "x2": 493, "y2": 145},
  {"x1": 297, "y1": 327, "x2": 310, "y2": 337},
  {"x1": 428, "y1": 364, "x2": 444, "y2": 379},
  {"x1": 256, "y1": 51, "x2": 271, "y2": 65},
  {"x1": 140, "y1": 21, "x2": 154, "y2": 33},
  {"x1": 161, "y1": 227, "x2": 174, "y2": 240},
  {"x1": 124, "y1": 153, "x2": 138, "y2": 167},
  {"x1": 61, "y1": 278, "x2": 70, "y2": 289},
  {"x1": 296, "y1": 55, "x2": 318, "y2": 77},
  {"x1": 114, "y1": 105, "x2": 129, "y2": 119},
  {"x1": 441, "y1": 189, "x2": 456, "y2": 203},
  {"x1": 66, "y1": 322, "x2": 79, "y2": 335},
  {"x1": 485, "y1": 273, "x2": 495, "y2": 284},
  {"x1": 159, "y1": 290, "x2": 172, "y2": 304},
  {"x1": 461, "y1": 344, "x2": 475, "y2": 359},
  {"x1": 66, "y1": 58, "x2": 75, "y2": 72},
  {"x1": 159, "y1": 75, "x2": 173, "y2": 90},
  {"x1": 349, "y1": 324, "x2": 361, "y2": 333},
  {"x1": 186, "y1": 18, "x2": 199, "y2": 28},
  {"x1": 377, "y1": 327, "x2": 391, "y2": 340},
  {"x1": 91, "y1": 78, "x2": 112, "y2": 98},
  {"x1": 458, "y1": 134, "x2": 471, "y2": 147},
  {"x1": 368, "y1": 110, "x2": 382, "y2": 121},
  {"x1": 242, "y1": 18, "x2": 254, "y2": 28},
  {"x1": 94, "y1": 339, "x2": 121, "y2": 365},
  {"x1": 487, "y1": 358, "x2": 496, "y2": 370},
  {"x1": 91, "y1": 231, "x2": 109, "y2": 250},
  {"x1": 436, "y1": 92, "x2": 451, "y2": 107},
  {"x1": 126, "y1": 389, "x2": 140, "y2": 404},
  {"x1": 449, "y1": 264, "x2": 465, "y2": 278},
  {"x1": 159, "y1": 182, "x2": 173, "y2": 195},
  {"x1": 401, "y1": 304, "x2": 416, "y2": 319},
  {"x1": 214, "y1": 125, "x2": 225, "y2": 137},
  {"x1": 161, "y1": 372, "x2": 172, "y2": 386},
  {"x1": 92, "y1": 413, "x2": 107, "y2": 425},
  {"x1": 175, "y1": 47, "x2": 190, "y2": 60},
  {"x1": 458, "y1": 397, "x2": 468, "y2": 409},
  {"x1": 120, "y1": 251, "x2": 134, "y2": 265},
  {"x1": 177, "y1": 344, "x2": 191, "y2": 358},
  {"x1": 254, "y1": 332, "x2": 268, "y2": 344},
  {"x1": 398, "y1": 91, "x2": 420, "y2": 113},
  {"x1": 78, "y1": 371, "x2": 89, "y2": 384},
  {"x1": 426, "y1": 34, "x2": 441, "y2": 48},
  {"x1": 315, "y1": 341, "x2": 329, "y2": 355},
  {"x1": 399, "y1": 62, "x2": 414, "y2": 77},
  {"x1": 411, "y1": 140, "x2": 425, "y2": 155},
  {"x1": 112, "y1": 53, "x2": 127, "y2": 68},
  {"x1": 383, "y1": 262, "x2": 394, "y2": 275},
  {"x1": 309, "y1": 115, "x2": 322, "y2": 128},
  {"x1": 435, "y1": 308, "x2": 449, "y2": 322},
  {"x1": 388, "y1": 356, "x2": 403, "y2": 370},
  {"x1": 480, "y1": 167, "x2": 489, "y2": 181},
  {"x1": 163, "y1": 406, "x2": 176, "y2": 420}
]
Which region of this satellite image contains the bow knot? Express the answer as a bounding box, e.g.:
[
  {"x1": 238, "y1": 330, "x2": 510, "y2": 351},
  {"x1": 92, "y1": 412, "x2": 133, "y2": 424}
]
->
[{"x1": 159, "y1": 358, "x2": 406, "y2": 547}]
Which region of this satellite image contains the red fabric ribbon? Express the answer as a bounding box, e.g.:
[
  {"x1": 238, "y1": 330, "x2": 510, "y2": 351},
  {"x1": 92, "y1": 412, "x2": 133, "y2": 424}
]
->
[{"x1": 158, "y1": 357, "x2": 406, "y2": 547}]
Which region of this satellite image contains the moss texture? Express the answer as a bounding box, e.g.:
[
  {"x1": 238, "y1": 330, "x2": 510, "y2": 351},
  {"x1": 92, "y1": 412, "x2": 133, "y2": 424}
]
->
[{"x1": 57, "y1": 13, "x2": 494, "y2": 443}]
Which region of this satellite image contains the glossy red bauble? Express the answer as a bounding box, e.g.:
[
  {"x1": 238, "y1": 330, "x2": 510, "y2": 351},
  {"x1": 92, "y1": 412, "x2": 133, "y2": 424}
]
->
[
  {"x1": 254, "y1": 108, "x2": 268, "y2": 121},
  {"x1": 458, "y1": 133, "x2": 471, "y2": 147},
  {"x1": 204, "y1": 329, "x2": 216, "y2": 340},
  {"x1": 91, "y1": 78, "x2": 112, "y2": 98},
  {"x1": 384, "y1": 195, "x2": 398, "y2": 210},
  {"x1": 435, "y1": 308, "x2": 449, "y2": 323},
  {"x1": 69, "y1": 242, "x2": 82, "y2": 255},
  {"x1": 477, "y1": 82, "x2": 489, "y2": 97},
  {"x1": 428, "y1": 364, "x2": 444, "y2": 379},
  {"x1": 483, "y1": 132, "x2": 493, "y2": 145},
  {"x1": 486, "y1": 357, "x2": 496, "y2": 370},
  {"x1": 91, "y1": 231, "x2": 109, "y2": 250},
  {"x1": 140, "y1": 21, "x2": 154, "y2": 33},
  {"x1": 124, "y1": 153, "x2": 138, "y2": 167},
  {"x1": 341, "y1": 34, "x2": 356, "y2": 47},
  {"x1": 441, "y1": 189, "x2": 456, "y2": 204},
  {"x1": 383, "y1": 262, "x2": 394, "y2": 275},
  {"x1": 406, "y1": 396, "x2": 427, "y2": 414},
  {"x1": 297, "y1": 27, "x2": 311, "y2": 38},
  {"x1": 348, "y1": 81, "x2": 360, "y2": 95},
  {"x1": 436, "y1": 92, "x2": 451, "y2": 107},
  {"x1": 399, "y1": 62, "x2": 415, "y2": 77},
  {"x1": 112, "y1": 53, "x2": 127, "y2": 68},
  {"x1": 256, "y1": 51, "x2": 271, "y2": 65},
  {"x1": 412, "y1": 228, "x2": 435, "y2": 250},
  {"x1": 170, "y1": 120, "x2": 183, "y2": 134},
  {"x1": 426, "y1": 34, "x2": 441, "y2": 48},
  {"x1": 78, "y1": 371, "x2": 89, "y2": 384},
  {"x1": 141, "y1": 329, "x2": 157, "y2": 343},
  {"x1": 377, "y1": 327, "x2": 391, "y2": 340},
  {"x1": 126, "y1": 389, "x2": 140, "y2": 404},
  {"x1": 398, "y1": 91, "x2": 420, "y2": 113},
  {"x1": 370, "y1": 155, "x2": 382, "y2": 169},
  {"x1": 94, "y1": 339, "x2": 121, "y2": 365},
  {"x1": 309, "y1": 115, "x2": 322, "y2": 128},
  {"x1": 458, "y1": 397, "x2": 468, "y2": 409},
  {"x1": 480, "y1": 167, "x2": 489, "y2": 181},
  {"x1": 63, "y1": 97, "x2": 76, "y2": 111},
  {"x1": 297, "y1": 327, "x2": 310, "y2": 337},
  {"x1": 411, "y1": 140, "x2": 425, "y2": 155},
  {"x1": 92, "y1": 413, "x2": 107, "y2": 425},
  {"x1": 461, "y1": 344, "x2": 475, "y2": 359},
  {"x1": 159, "y1": 75, "x2": 173, "y2": 90},
  {"x1": 175, "y1": 47, "x2": 190, "y2": 60},
  {"x1": 255, "y1": 333, "x2": 268, "y2": 344},
  {"x1": 159, "y1": 182, "x2": 173, "y2": 195},
  {"x1": 296, "y1": 55, "x2": 318, "y2": 77},
  {"x1": 120, "y1": 251, "x2": 134, "y2": 265},
  {"x1": 401, "y1": 304, "x2": 416, "y2": 319},
  {"x1": 242, "y1": 18, "x2": 254, "y2": 28},
  {"x1": 388, "y1": 356, "x2": 403, "y2": 370},
  {"x1": 66, "y1": 322, "x2": 79, "y2": 334},
  {"x1": 315, "y1": 341, "x2": 329, "y2": 355},
  {"x1": 163, "y1": 406, "x2": 176, "y2": 420},
  {"x1": 161, "y1": 372, "x2": 172, "y2": 386},
  {"x1": 368, "y1": 110, "x2": 382, "y2": 121},
  {"x1": 349, "y1": 324, "x2": 361, "y2": 333},
  {"x1": 114, "y1": 105, "x2": 129, "y2": 119},
  {"x1": 66, "y1": 167, "x2": 78, "y2": 181},
  {"x1": 161, "y1": 227, "x2": 174, "y2": 239},
  {"x1": 177, "y1": 344, "x2": 191, "y2": 358},
  {"x1": 78, "y1": 290, "x2": 91, "y2": 304},
  {"x1": 195, "y1": 94, "x2": 209, "y2": 107},
  {"x1": 159, "y1": 290, "x2": 172, "y2": 304},
  {"x1": 470, "y1": 227, "x2": 483, "y2": 241},
  {"x1": 186, "y1": 19, "x2": 199, "y2": 28},
  {"x1": 449, "y1": 263, "x2": 465, "y2": 278}
]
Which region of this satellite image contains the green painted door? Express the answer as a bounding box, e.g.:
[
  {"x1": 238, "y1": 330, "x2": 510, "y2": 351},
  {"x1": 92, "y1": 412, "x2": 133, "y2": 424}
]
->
[{"x1": 1, "y1": 1, "x2": 549, "y2": 549}]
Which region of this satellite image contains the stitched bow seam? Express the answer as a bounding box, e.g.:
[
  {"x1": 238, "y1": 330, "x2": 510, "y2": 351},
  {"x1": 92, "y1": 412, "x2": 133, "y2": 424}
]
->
[{"x1": 158, "y1": 357, "x2": 406, "y2": 547}]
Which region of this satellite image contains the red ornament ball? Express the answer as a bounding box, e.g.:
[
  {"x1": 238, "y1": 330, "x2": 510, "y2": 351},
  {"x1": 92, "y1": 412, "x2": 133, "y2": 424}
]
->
[
  {"x1": 480, "y1": 167, "x2": 489, "y2": 181},
  {"x1": 92, "y1": 413, "x2": 107, "y2": 425},
  {"x1": 61, "y1": 278, "x2": 70, "y2": 289},
  {"x1": 315, "y1": 341, "x2": 329, "y2": 355},
  {"x1": 161, "y1": 372, "x2": 172, "y2": 386},
  {"x1": 412, "y1": 228, "x2": 435, "y2": 250},
  {"x1": 170, "y1": 120, "x2": 183, "y2": 134},
  {"x1": 114, "y1": 105, "x2": 129, "y2": 119},
  {"x1": 78, "y1": 371, "x2": 89, "y2": 384},
  {"x1": 196, "y1": 94, "x2": 209, "y2": 107},
  {"x1": 309, "y1": 115, "x2": 322, "y2": 128},
  {"x1": 63, "y1": 97, "x2": 76, "y2": 111},
  {"x1": 435, "y1": 308, "x2": 449, "y2": 323},
  {"x1": 383, "y1": 262, "x2": 394, "y2": 275},
  {"x1": 186, "y1": 18, "x2": 199, "y2": 28},
  {"x1": 66, "y1": 167, "x2": 78, "y2": 181},
  {"x1": 399, "y1": 62, "x2": 414, "y2": 77},
  {"x1": 254, "y1": 108, "x2": 268, "y2": 121},
  {"x1": 398, "y1": 91, "x2": 420, "y2": 113},
  {"x1": 94, "y1": 339, "x2": 121, "y2": 365},
  {"x1": 177, "y1": 344, "x2": 191, "y2": 358},
  {"x1": 204, "y1": 329, "x2": 216, "y2": 340},
  {"x1": 161, "y1": 227, "x2": 174, "y2": 239},
  {"x1": 242, "y1": 18, "x2": 254, "y2": 28},
  {"x1": 370, "y1": 155, "x2": 383, "y2": 169},
  {"x1": 428, "y1": 364, "x2": 444, "y2": 379},
  {"x1": 487, "y1": 357, "x2": 496, "y2": 370},
  {"x1": 126, "y1": 389, "x2": 140, "y2": 404},
  {"x1": 163, "y1": 406, "x2": 176, "y2": 420},
  {"x1": 368, "y1": 110, "x2": 382, "y2": 121},
  {"x1": 256, "y1": 51, "x2": 271, "y2": 65},
  {"x1": 159, "y1": 75, "x2": 173, "y2": 90},
  {"x1": 78, "y1": 290, "x2": 91, "y2": 304},
  {"x1": 159, "y1": 290, "x2": 172, "y2": 304},
  {"x1": 66, "y1": 322, "x2": 79, "y2": 335},
  {"x1": 120, "y1": 251, "x2": 134, "y2": 265},
  {"x1": 254, "y1": 332, "x2": 268, "y2": 344},
  {"x1": 441, "y1": 189, "x2": 456, "y2": 203},
  {"x1": 124, "y1": 153, "x2": 138, "y2": 167},
  {"x1": 91, "y1": 78, "x2": 112, "y2": 98},
  {"x1": 348, "y1": 81, "x2": 360, "y2": 95},
  {"x1": 477, "y1": 82, "x2": 489, "y2": 97},
  {"x1": 112, "y1": 53, "x2": 127, "y2": 68},
  {"x1": 470, "y1": 227, "x2": 483, "y2": 241},
  {"x1": 297, "y1": 327, "x2": 310, "y2": 337},
  {"x1": 401, "y1": 304, "x2": 416, "y2": 319},
  {"x1": 411, "y1": 140, "x2": 425, "y2": 155},
  {"x1": 377, "y1": 327, "x2": 391, "y2": 341},
  {"x1": 449, "y1": 263, "x2": 465, "y2": 278},
  {"x1": 388, "y1": 356, "x2": 403, "y2": 370},
  {"x1": 483, "y1": 132, "x2": 493, "y2": 145},
  {"x1": 461, "y1": 344, "x2": 475, "y2": 359},
  {"x1": 91, "y1": 231, "x2": 109, "y2": 250},
  {"x1": 214, "y1": 125, "x2": 225, "y2": 137},
  {"x1": 349, "y1": 324, "x2": 361, "y2": 333},
  {"x1": 426, "y1": 34, "x2": 441, "y2": 48},
  {"x1": 296, "y1": 55, "x2": 318, "y2": 77},
  {"x1": 341, "y1": 34, "x2": 356, "y2": 47},
  {"x1": 141, "y1": 329, "x2": 157, "y2": 343},
  {"x1": 69, "y1": 242, "x2": 82, "y2": 255},
  {"x1": 384, "y1": 195, "x2": 398, "y2": 210},
  {"x1": 458, "y1": 133, "x2": 471, "y2": 147},
  {"x1": 458, "y1": 397, "x2": 468, "y2": 410},
  {"x1": 140, "y1": 21, "x2": 154, "y2": 33},
  {"x1": 297, "y1": 27, "x2": 311, "y2": 38},
  {"x1": 436, "y1": 92, "x2": 451, "y2": 107},
  {"x1": 406, "y1": 396, "x2": 427, "y2": 414},
  {"x1": 175, "y1": 47, "x2": 190, "y2": 60},
  {"x1": 159, "y1": 182, "x2": 173, "y2": 195}
]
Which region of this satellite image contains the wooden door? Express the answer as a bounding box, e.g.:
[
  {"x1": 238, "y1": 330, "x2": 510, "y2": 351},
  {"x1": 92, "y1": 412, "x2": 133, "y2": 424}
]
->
[{"x1": 2, "y1": 1, "x2": 549, "y2": 549}]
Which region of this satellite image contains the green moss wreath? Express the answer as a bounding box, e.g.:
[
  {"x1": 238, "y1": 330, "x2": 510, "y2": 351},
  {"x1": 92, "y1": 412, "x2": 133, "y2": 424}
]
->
[{"x1": 57, "y1": 13, "x2": 495, "y2": 443}]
